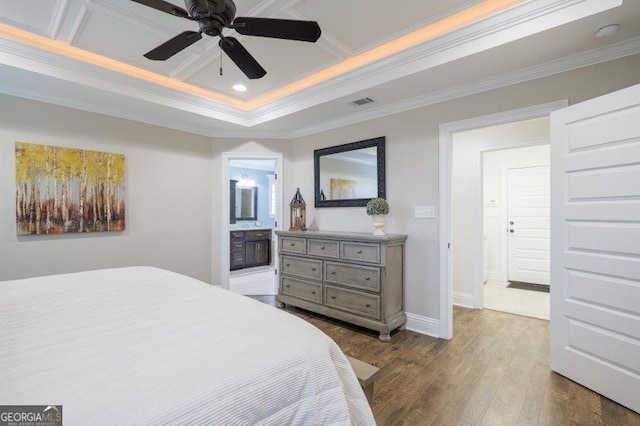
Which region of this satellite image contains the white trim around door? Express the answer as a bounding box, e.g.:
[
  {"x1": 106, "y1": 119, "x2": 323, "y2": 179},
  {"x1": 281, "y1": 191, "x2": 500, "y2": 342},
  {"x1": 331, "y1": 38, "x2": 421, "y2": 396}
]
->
[{"x1": 438, "y1": 100, "x2": 567, "y2": 339}]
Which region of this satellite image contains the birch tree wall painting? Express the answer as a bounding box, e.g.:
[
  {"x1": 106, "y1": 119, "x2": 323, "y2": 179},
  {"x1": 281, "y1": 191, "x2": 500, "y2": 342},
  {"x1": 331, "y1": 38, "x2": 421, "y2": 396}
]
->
[{"x1": 15, "y1": 142, "x2": 126, "y2": 235}]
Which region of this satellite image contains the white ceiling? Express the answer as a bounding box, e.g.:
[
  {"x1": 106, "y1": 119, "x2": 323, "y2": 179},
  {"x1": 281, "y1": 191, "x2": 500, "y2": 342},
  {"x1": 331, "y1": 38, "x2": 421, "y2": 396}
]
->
[{"x1": 0, "y1": 0, "x2": 639, "y2": 138}]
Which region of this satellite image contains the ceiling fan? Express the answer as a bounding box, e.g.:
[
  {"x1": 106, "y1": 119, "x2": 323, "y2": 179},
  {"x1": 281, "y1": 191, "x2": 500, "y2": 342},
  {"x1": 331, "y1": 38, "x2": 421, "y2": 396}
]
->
[{"x1": 131, "y1": 0, "x2": 322, "y2": 80}]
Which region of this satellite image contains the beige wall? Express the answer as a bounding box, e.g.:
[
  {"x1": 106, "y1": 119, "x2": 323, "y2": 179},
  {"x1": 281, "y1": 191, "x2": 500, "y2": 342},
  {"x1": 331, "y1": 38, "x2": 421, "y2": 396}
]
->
[
  {"x1": 289, "y1": 54, "x2": 640, "y2": 320},
  {"x1": 0, "y1": 96, "x2": 214, "y2": 282},
  {"x1": 1, "y1": 54, "x2": 639, "y2": 327}
]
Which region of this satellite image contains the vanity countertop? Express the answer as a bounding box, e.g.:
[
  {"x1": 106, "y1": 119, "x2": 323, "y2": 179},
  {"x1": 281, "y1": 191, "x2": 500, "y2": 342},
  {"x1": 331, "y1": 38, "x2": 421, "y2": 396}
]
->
[{"x1": 230, "y1": 226, "x2": 272, "y2": 231}]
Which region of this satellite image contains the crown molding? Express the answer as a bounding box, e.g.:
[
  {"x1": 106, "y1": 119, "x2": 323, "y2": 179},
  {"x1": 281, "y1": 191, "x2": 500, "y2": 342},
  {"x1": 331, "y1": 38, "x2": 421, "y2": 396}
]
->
[
  {"x1": 0, "y1": 80, "x2": 216, "y2": 138},
  {"x1": 245, "y1": 0, "x2": 623, "y2": 126},
  {"x1": 0, "y1": 0, "x2": 627, "y2": 138},
  {"x1": 0, "y1": 36, "x2": 250, "y2": 124},
  {"x1": 288, "y1": 37, "x2": 640, "y2": 138},
  {"x1": 2, "y1": 35, "x2": 636, "y2": 141}
]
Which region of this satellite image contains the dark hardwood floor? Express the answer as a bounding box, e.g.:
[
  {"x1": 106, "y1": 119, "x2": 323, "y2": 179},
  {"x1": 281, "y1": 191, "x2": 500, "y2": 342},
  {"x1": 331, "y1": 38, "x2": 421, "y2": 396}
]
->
[{"x1": 250, "y1": 295, "x2": 640, "y2": 426}]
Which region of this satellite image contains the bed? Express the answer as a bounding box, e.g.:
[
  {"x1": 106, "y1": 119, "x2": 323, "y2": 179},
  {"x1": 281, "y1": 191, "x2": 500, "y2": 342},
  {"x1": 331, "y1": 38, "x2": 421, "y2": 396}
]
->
[{"x1": 0, "y1": 267, "x2": 375, "y2": 425}]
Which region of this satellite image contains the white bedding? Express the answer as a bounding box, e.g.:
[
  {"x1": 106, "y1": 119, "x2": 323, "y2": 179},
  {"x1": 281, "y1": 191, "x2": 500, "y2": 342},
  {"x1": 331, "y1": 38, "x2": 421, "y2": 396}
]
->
[{"x1": 0, "y1": 267, "x2": 375, "y2": 425}]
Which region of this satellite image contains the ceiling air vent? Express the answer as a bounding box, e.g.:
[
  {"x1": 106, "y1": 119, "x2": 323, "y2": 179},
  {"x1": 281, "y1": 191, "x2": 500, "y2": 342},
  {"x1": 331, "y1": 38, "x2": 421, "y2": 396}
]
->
[{"x1": 350, "y1": 97, "x2": 374, "y2": 106}]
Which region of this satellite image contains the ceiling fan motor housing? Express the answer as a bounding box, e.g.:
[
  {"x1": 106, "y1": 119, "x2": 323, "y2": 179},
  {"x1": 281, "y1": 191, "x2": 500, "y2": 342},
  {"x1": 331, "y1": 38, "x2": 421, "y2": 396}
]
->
[{"x1": 184, "y1": 0, "x2": 236, "y2": 36}]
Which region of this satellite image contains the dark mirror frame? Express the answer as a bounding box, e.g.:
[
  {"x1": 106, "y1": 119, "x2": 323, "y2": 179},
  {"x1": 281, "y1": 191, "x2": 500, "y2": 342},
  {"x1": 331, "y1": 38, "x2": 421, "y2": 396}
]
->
[
  {"x1": 314, "y1": 136, "x2": 386, "y2": 208},
  {"x1": 230, "y1": 180, "x2": 258, "y2": 222}
]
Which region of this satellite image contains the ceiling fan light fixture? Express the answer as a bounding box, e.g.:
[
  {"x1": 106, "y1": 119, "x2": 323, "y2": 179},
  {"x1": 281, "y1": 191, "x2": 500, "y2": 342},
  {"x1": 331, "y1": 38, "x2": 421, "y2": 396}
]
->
[{"x1": 232, "y1": 84, "x2": 247, "y2": 92}]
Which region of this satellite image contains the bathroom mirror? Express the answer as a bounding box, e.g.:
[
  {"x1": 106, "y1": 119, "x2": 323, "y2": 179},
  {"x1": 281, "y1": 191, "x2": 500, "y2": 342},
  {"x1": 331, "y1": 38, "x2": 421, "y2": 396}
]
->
[
  {"x1": 314, "y1": 136, "x2": 385, "y2": 207},
  {"x1": 230, "y1": 180, "x2": 258, "y2": 222}
]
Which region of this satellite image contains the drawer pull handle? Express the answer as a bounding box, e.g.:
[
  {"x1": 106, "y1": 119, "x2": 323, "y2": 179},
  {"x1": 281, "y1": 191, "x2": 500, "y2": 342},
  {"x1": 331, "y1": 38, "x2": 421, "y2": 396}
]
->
[
  {"x1": 366, "y1": 304, "x2": 371, "y2": 308},
  {"x1": 312, "y1": 291, "x2": 316, "y2": 295},
  {"x1": 357, "y1": 250, "x2": 362, "y2": 254},
  {"x1": 331, "y1": 296, "x2": 336, "y2": 299},
  {"x1": 331, "y1": 271, "x2": 336, "y2": 275},
  {"x1": 365, "y1": 277, "x2": 370, "y2": 281},
  {"x1": 290, "y1": 243, "x2": 295, "y2": 246},
  {"x1": 311, "y1": 268, "x2": 317, "y2": 272},
  {"x1": 285, "y1": 263, "x2": 290, "y2": 267},
  {"x1": 286, "y1": 285, "x2": 290, "y2": 288}
]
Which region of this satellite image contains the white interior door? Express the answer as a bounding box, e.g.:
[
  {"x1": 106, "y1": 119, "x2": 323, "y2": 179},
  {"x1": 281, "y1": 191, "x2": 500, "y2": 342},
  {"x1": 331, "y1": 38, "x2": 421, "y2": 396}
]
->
[
  {"x1": 507, "y1": 166, "x2": 550, "y2": 285},
  {"x1": 550, "y1": 83, "x2": 640, "y2": 413}
]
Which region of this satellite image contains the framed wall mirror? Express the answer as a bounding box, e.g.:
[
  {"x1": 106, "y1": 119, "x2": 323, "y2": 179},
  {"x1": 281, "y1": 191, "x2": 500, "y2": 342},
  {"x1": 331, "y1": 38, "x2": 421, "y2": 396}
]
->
[
  {"x1": 230, "y1": 180, "x2": 258, "y2": 222},
  {"x1": 314, "y1": 136, "x2": 385, "y2": 207}
]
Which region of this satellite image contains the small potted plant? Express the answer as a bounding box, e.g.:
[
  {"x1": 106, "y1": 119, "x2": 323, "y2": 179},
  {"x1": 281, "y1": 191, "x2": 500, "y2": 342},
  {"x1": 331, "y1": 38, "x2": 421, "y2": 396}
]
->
[{"x1": 366, "y1": 197, "x2": 389, "y2": 236}]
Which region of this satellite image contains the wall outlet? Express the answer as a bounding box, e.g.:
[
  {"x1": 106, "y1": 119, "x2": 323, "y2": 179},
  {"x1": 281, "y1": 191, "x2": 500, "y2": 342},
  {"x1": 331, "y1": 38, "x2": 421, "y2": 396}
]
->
[{"x1": 414, "y1": 206, "x2": 435, "y2": 219}]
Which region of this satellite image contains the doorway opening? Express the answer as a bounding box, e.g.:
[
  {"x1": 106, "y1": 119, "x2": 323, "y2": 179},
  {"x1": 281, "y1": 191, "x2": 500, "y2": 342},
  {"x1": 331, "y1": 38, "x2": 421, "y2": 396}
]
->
[
  {"x1": 221, "y1": 153, "x2": 283, "y2": 295},
  {"x1": 439, "y1": 100, "x2": 566, "y2": 339}
]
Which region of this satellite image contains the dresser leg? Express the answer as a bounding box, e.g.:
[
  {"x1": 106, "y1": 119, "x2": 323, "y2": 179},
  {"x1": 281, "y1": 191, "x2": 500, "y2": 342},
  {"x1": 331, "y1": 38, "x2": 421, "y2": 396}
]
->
[
  {"x1": 378, "y1": 332, "x2": 391, "y2": 342},
  {"x1": 398, "y1": 324, "x2": 406, "y2": 331},
  {"x1": 276, "y1": 301, "x2": 285, "y2": 308}
]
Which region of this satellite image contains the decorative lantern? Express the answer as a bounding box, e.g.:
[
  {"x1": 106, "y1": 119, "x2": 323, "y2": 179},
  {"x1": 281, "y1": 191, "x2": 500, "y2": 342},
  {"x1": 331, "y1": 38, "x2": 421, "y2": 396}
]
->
[{"x1": 289, "y1": 188, "x2": 307, "y2": 231}]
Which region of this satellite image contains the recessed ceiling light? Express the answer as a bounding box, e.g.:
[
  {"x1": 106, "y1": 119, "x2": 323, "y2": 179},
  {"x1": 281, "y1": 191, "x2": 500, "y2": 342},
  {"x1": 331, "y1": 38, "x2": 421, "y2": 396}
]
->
[
  {"x1": 594, "y1": 23, "x2": 620, "y2": 38},
  {"x1": 232, "y1": 84, "x2": 247, "y2": 92}
]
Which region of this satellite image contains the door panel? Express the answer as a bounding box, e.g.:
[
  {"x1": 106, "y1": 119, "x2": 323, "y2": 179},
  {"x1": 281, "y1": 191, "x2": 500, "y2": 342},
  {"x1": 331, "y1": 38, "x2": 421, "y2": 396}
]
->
[
  {"x1": 507, "y1": 166, "x2": 550, "y2": 285},
  {"x1": 550, "y1": 83, "x2": 640, "y2": 414}
]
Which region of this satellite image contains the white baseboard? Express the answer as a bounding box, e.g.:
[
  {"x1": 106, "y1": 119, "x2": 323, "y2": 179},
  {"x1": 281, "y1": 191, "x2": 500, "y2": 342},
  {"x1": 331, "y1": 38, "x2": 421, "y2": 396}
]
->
[
  {"x1": 405, "y1": 312, "x2": 440, "y2": 338},
  {"x1": 453, "y1": 291, "x2": 476, "y2": 308}
]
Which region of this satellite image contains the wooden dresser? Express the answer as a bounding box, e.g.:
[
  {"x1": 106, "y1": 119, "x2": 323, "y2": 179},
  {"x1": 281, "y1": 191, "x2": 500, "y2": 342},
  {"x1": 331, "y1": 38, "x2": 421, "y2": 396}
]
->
[{"x1": 275, "y1": 230, "x2": 407, "y2": 341}]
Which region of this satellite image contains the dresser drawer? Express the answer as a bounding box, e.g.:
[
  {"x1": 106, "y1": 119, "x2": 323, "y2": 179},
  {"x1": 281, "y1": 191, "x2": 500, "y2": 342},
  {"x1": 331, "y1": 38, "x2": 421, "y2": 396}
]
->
[
  {"x1": 325, "y1": 262, "x2": 381, "y2": 292},
  {"x1": 307, "y1": 239, "x2": 339, "y2": 258},
  {"x1": 230, "y1": 241, "x2": 244, "y2": 252},
  {"x1": 281, "y1": 256, "x2": 322, "y2": 281},
  {"x1": 281, "y1": 277, "x2": 322, "y2": 303},
  {"x1": 245, "y1": 230, "x2": 271, "y2": 241},
  {"x1": 341, "y1": 241, "x2": 381, "y2": 264},
  {"x1": 280, "y1": 237, "x2": 307, "y2": 254},
  {"x1": 325, "y1": 285, "x2": 380, "y2": 320}
]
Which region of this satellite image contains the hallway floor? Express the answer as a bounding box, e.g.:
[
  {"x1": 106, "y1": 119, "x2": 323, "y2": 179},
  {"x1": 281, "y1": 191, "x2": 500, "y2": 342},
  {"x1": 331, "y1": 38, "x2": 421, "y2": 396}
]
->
[{"x1": 484, "y1": 279, "x2": 549, "y2": 320}]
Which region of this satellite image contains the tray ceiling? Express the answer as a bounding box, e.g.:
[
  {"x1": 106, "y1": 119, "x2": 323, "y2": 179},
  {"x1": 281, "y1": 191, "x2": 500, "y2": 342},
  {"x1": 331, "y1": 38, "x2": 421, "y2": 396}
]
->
[{"x1": 0, "y1": 0, "x2": 639, "y2": 137}]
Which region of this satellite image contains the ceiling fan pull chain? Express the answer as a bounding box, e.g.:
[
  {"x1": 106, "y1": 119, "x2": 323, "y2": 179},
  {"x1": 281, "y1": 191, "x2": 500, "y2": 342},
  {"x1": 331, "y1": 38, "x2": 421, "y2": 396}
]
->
[{"x1": 219, "y1": 46, "x2": 223, "y2": 75}]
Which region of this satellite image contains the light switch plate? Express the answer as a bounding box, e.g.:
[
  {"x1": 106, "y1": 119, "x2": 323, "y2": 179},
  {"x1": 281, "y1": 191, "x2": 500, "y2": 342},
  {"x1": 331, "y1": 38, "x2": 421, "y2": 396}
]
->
[{"x1": 414, "y1": 206, "x2": 435, "y2": 219}]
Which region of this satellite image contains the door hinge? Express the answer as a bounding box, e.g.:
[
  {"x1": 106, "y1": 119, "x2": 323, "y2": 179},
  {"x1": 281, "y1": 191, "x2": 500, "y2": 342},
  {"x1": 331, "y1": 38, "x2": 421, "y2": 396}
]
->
[
  {"x1": 448, "y1": 243, "x2": 451, "y2": 249},
  {"x1": 275, "y1": 220, "x2": 278, "y2": 227},
  {"x1": 274, "y1": 269, "x2": 278, "y2": 275},
  {"x1": 274, "y1": 173, "x2": 277, "y2": 180}
]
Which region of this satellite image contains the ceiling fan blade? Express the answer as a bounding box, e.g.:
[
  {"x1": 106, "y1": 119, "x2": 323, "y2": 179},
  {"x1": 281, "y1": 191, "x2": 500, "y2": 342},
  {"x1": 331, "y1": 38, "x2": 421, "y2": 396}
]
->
[
  {"x1": 130, "y1": 0, "x2": 189, "y2": 19},
  {"x1": 233, "y1": 17, "x2": 321, "y2": 42},
  {"x1": 144, "y1": 31, "x2": 202, "y2": 60},
  {"x1": 219, "y1": 37, "x2": 266, "y2": 80}
]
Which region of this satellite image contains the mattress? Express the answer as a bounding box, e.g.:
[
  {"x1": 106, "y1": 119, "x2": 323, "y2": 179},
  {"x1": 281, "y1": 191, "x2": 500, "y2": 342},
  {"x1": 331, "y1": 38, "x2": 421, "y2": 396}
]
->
[{"x1": 0, "y1": 267, "x2": 375, "y2": 425}]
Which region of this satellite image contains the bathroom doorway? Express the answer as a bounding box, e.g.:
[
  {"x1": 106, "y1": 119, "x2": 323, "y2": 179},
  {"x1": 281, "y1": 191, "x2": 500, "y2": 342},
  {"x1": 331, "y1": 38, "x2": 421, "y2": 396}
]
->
[{"x1": 221, "y1": 153, "x2": 283, "y2": 295}]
